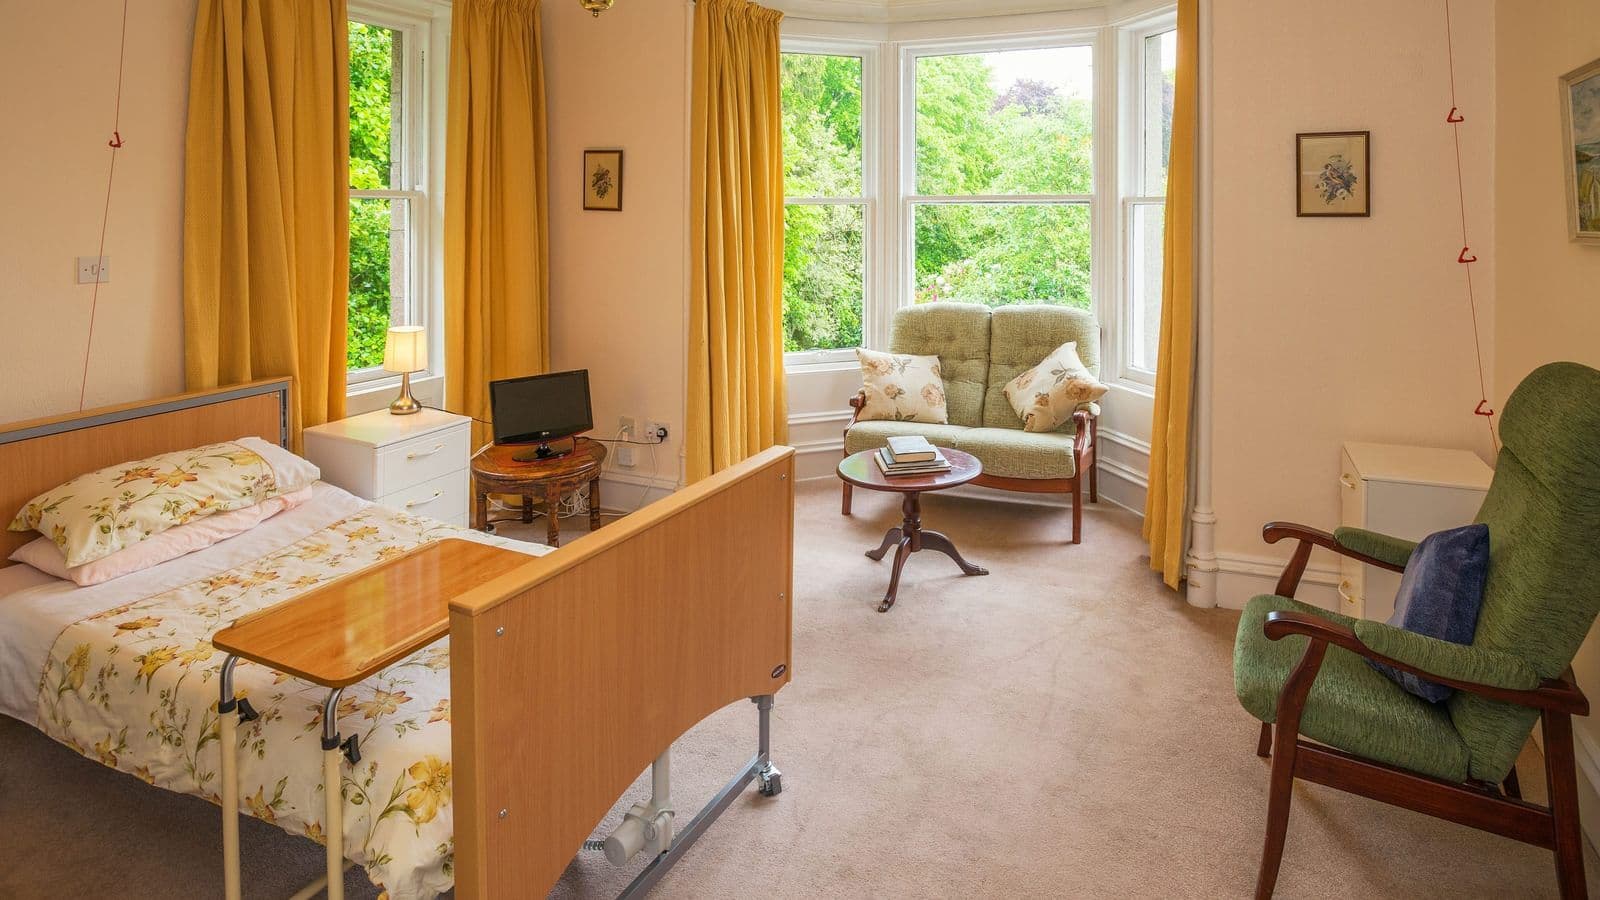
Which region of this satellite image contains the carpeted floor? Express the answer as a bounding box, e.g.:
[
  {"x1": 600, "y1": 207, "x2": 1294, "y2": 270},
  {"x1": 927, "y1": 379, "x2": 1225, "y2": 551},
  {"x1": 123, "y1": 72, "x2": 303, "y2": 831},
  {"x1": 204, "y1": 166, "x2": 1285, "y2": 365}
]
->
[{"x1": 1, "y1": 480, "x2": 1594, "y2": 898}]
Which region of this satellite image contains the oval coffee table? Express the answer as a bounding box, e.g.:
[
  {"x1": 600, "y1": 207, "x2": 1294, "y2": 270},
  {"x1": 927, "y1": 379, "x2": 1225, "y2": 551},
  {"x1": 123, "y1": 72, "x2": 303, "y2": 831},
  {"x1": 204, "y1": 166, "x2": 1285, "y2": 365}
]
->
[{"x1": 836, "y1": 447, "x2": 989, "y2": 612}]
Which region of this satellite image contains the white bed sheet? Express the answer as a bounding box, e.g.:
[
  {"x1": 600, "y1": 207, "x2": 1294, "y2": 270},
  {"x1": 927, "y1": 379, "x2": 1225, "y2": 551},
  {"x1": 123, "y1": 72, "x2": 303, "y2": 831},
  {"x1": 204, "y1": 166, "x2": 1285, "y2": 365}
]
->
[{"x1": 0, "y1": 482, "x2": 368, "y2": 725}]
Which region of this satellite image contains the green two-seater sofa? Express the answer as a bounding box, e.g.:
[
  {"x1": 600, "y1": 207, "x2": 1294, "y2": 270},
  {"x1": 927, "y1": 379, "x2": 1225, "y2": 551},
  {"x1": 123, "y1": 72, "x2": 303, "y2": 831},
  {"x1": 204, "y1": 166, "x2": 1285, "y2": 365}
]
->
[{"x1": 842, "y1": 302, "x2": 1101, "y2": 544}]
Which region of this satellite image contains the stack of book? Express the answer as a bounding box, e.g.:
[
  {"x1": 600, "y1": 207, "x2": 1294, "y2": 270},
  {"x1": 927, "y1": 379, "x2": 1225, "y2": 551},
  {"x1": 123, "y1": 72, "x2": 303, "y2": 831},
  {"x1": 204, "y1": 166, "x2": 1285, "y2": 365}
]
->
[{"x1": 874, "y1": 435, "x2": 952, "y2": 477}]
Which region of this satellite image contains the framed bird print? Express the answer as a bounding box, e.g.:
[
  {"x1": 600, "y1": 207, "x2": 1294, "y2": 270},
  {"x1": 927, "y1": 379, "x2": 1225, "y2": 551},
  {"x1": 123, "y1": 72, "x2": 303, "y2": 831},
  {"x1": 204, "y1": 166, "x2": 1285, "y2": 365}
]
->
[{"x1": 1296, "y1": 131, "x2": 1370, "y2": 218}]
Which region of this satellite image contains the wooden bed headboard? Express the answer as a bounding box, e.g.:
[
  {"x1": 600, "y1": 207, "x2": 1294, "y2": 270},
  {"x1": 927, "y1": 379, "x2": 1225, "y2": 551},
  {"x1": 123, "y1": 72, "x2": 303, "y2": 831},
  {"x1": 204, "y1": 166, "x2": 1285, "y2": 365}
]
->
[{"x1": 0, "y1": 379, "x2": 291, "y2": 566}]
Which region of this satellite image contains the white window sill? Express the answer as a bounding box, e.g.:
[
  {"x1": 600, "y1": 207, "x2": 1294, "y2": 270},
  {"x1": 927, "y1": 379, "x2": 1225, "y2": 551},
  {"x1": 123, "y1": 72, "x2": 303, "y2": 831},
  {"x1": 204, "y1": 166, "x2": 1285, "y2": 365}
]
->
[
  {"x1": 345, "y1": 371, "x2": 445, "y2": 416},
  {"x1": 785, "y1": 357, "x2": 861, "y2": 376}
]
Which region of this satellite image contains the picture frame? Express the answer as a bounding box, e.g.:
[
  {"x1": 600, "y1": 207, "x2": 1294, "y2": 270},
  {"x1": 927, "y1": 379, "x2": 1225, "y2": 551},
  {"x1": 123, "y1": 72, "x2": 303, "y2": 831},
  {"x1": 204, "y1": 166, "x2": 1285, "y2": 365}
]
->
[
  {"x1": 1560, "y1": 57, "x2": 1600, "y2": 244},
  {"x1": 1295, "y1": 131, "x2": 1371, "y2": 218},
  {"x1": 583, "y1": 149, "x2": 624, "y2": 212}
]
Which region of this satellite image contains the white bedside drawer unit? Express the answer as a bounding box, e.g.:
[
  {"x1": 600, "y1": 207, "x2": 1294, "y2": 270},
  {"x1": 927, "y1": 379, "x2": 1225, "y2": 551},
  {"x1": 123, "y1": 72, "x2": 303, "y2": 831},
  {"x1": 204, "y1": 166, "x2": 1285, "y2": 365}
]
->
[
  {"x1": 303, "y1": 407, "x2": 472, "y2": 524},
  {"x1": 381, "y1": 469, "x2": 469, "y2": 528},
  {"x1": 1338, "y1": 441, "x2": 1493, "y2": 621}
]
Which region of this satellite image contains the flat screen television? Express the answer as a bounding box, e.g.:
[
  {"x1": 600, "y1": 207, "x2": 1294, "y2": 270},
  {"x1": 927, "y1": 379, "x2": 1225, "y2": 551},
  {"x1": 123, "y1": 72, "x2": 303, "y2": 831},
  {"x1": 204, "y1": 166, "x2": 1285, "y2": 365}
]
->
[{"x1": 489, "y1": 369, "x2": 593, "y2": 459}]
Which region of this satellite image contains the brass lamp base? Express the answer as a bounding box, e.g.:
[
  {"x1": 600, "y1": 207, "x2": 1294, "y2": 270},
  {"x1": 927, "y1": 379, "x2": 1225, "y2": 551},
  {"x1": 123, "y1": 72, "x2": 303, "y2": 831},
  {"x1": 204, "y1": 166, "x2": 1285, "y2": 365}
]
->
[{"x1": 389, "y1": 372, "x2": 422, "y2": 415}]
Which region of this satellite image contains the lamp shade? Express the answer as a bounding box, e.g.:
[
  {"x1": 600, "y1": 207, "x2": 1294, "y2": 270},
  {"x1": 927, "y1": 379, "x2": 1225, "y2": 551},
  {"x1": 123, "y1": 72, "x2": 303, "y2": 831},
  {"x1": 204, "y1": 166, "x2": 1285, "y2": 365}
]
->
[{"x1": 383, "y1": 325, "x2": 428, "y2": 373}]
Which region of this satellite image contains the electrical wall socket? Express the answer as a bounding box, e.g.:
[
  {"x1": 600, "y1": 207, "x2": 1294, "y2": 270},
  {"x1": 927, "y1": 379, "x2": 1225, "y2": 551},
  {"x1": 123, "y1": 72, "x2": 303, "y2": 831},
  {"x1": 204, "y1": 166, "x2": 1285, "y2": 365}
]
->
[
  {"x1": 76, "y1": 256, "x2": 110, "y2": 284},
  {"x1": 645, "y1": 420, "x2": 670, "y2": 444},
  {"x1": 615, "y1": 416, "x2": 637, "y2": 468}
]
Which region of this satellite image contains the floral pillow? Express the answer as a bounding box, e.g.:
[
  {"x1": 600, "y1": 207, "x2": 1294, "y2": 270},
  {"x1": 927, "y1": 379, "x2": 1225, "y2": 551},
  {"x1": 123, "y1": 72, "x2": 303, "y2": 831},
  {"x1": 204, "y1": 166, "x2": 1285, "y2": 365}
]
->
[
  {"x1": 1002, "y1": 341, "x2": 1108, "y2": 433},
  {"x1": 856, "y1": 348, "x2": 948, "y2": 424},
  {"x1": 9, "y1": 441, "x2": 310, "y2": 568}
]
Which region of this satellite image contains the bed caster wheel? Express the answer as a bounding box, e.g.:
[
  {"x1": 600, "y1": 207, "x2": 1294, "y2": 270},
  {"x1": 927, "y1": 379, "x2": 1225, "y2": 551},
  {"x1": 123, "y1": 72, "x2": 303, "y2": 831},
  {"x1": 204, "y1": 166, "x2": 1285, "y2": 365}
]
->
[{"x1": 756, "y1": 761, "x2": 782, "y2": 797}]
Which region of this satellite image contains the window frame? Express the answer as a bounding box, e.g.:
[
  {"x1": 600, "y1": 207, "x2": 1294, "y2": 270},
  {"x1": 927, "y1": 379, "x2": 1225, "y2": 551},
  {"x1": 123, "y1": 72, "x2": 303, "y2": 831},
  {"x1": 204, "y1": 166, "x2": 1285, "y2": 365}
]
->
[
  {"x1": 346, "y1": 3, "x2": 433, "y2": 387},
  {"x1": 898, "y1": 31, "x2": 1104, "y2": 323},
  {"x1": 1113, "y1": 11, "x2": 1178, "y2": 392},
  {"x1": 780, "y1": 38, "x2": 882, "y2": 371}
]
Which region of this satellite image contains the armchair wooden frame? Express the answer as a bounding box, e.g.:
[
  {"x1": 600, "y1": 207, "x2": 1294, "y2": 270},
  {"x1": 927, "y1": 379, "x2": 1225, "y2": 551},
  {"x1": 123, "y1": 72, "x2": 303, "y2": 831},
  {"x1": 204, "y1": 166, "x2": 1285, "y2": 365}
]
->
[
  {"x1": 840, "y1": 393, "x2": 1099, "y2": 544},
  {"x1": 1251, "y1": 521, "x2": 1590, "y2": 899}
]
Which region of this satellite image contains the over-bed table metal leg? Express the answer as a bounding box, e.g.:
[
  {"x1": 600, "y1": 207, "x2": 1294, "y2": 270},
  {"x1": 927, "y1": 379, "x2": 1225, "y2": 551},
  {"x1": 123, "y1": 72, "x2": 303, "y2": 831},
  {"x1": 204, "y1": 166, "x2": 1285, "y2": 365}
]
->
[
  {"x1": 220, "y1": 661, "x2": 353, "y2": 900},
  {"x1": 615, "y1": 694, "x2": 784, "y2": 898},
  {"x1": 319, "y1": 688, "x2": 349, "y2": 900},
  {"x1": 219, "y1": 656, "x2": 244, "y2": 900}
]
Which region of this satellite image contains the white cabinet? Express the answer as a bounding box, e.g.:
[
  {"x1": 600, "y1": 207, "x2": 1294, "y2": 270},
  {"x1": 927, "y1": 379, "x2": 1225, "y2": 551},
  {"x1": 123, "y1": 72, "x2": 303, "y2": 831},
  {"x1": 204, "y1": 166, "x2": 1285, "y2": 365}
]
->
[
  {"x1": 303, "y1": 408, "x2": 473, "y2": 526},
  {"x1": 1337, "y1": 442, "x2": 1493, "y2": 621}
]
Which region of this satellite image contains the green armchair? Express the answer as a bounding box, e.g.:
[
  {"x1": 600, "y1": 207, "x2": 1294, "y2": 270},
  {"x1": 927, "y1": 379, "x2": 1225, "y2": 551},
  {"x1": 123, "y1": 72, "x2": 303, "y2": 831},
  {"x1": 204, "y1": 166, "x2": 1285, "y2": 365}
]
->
[{"x1": 1233, "y1": 362, "x2": 1600, "y2": 899}]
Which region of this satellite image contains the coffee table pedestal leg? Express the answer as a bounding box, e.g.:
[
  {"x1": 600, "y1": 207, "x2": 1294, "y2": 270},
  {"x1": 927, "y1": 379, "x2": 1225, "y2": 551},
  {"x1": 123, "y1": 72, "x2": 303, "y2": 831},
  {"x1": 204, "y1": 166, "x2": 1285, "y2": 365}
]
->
[{"x1": 866, "y1": 491, "x2": 986, "y2": 612}]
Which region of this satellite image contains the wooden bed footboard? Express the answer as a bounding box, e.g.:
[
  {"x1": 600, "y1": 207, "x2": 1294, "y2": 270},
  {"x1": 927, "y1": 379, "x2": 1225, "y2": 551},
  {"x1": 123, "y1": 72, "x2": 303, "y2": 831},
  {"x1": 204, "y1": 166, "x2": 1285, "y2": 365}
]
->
[{"x1": 448, "y1": 446, "x2": 796, "y2": 897}]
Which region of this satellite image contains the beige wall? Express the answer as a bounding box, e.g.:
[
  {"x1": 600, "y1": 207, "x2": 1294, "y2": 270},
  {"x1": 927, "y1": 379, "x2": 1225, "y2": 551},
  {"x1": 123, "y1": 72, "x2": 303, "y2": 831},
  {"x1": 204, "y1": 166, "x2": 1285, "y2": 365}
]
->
[
  {"x1": 1207, "y1": 0, "x2": 1496, "y2": 587},
  {"x1": 542, "y1": 0, "x2": 692, "y2": 495},
  {"x1": 1493, "y1": 0, "x2": 1600, "y2": 839},
  {"x1": 0, "y1": 0, "x2": 196, "y2": 424},
  {"x1": 1494, "y1": 0, "x2": 1600, "y2": 399}
]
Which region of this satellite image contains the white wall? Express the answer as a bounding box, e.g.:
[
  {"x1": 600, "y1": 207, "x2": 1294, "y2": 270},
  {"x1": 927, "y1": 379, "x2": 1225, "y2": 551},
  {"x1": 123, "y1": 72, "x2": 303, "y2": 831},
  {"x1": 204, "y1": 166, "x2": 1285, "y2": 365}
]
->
[
  {"x1": 542, "y1": 0, "x2": 693, "y2": 509},
  {"x1": 1493, "y1": 0, "x2": 1600, "y2": 853},
  {"x1": 0, "y1": 0, "x2": 197, "y2": 424},
  {"x1": 1202, "y1": 0, "x2": 1497, "y2": 609}
]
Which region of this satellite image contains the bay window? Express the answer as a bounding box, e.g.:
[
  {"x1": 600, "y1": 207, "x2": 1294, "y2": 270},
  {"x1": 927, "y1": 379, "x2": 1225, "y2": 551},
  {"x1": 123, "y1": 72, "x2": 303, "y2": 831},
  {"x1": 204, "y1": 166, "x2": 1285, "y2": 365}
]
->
[{"x1": 780, "y1": 10, "x2": 1178, "y2": 393}]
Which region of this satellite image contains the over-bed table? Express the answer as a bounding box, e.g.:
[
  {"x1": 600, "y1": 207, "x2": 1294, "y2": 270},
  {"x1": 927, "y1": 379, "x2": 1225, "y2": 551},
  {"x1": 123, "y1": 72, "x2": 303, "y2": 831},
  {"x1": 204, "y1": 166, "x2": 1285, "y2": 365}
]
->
[{"x1": 0, "y1": 379, "x2": 795, "y2": 898}]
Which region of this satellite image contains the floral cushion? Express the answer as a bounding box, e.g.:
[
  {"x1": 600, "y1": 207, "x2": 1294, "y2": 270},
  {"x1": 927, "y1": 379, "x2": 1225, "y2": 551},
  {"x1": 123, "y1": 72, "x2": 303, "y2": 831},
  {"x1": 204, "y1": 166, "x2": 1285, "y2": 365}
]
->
[
  {"x1": 8, "y1": 441, "x2": 310, "y2": 568},
  {"x1": 856, "y1": 348, "x2": 948, "y2": 424},
  {"x1": 1002, "y1": 341, "x2": 1108, "y2": 433}
]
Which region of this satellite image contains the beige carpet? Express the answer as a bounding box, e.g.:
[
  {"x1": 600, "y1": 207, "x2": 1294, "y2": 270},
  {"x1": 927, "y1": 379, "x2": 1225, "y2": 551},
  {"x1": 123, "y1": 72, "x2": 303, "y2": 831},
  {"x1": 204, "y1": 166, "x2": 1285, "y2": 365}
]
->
[{"x1": 2, "y1": 481, "x2": 1595, "y2": 898}]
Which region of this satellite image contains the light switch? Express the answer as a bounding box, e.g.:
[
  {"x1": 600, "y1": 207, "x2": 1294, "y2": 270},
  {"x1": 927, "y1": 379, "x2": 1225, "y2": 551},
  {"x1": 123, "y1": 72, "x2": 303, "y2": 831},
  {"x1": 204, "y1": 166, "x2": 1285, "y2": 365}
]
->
[{"x1": 76, "y1": 256, "x2": 110, "y2": 284}]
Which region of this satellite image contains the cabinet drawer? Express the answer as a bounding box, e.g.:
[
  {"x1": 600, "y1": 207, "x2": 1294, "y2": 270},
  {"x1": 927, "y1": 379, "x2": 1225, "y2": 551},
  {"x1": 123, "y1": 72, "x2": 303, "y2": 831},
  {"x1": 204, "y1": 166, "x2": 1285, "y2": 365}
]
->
[
  {"x1": 379, "y1": 469, "x2": 468, "y2": 522},
  {"x1": 376, "y1": 426, "x2": 470, "y2": 495}
]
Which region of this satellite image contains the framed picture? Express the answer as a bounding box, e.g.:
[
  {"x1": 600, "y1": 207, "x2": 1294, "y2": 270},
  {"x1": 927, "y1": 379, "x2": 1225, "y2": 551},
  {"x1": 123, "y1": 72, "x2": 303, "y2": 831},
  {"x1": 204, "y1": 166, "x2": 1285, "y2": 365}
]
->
[
  {"x1": 1296, "y1": 131, "x2": 1370, "y2": 217},
  {"x1": 1560, "y1": 57, "x2": 1600, "y2": 244},
  {"x1": 583, "y1": 149, "x2": 623, "y2": 212}
]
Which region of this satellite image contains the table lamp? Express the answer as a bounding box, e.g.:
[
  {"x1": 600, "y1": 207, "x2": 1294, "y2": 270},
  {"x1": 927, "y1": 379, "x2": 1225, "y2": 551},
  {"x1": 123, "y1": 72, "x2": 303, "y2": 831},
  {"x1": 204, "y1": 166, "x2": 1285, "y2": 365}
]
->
[{"x1": 383, "y1": 325, "x2": 427, "y2": 415}]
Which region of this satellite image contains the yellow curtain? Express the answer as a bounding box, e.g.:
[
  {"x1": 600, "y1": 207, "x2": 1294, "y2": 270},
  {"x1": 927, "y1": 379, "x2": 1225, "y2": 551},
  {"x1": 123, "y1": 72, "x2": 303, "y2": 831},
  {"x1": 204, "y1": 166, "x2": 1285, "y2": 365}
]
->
[
  {"x1": 444, "y1": 0, "x2": 550, "y2": 446},
  {"x1": 183, "y1": 0, "x2": 350, "y2": 448},
  {"x1": 1144, "y1": 0, "x2": 1199, "y2": 590},
  {"x1": 686, "y1": 0, "x2": 787, "y2": 483}
]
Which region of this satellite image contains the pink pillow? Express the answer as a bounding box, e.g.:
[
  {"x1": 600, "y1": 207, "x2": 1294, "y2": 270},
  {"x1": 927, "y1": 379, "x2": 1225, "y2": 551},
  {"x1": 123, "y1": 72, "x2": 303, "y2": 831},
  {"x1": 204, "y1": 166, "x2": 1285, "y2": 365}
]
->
[{"x1": 9, "y1": 487, "x2": 314, "y2": 586}]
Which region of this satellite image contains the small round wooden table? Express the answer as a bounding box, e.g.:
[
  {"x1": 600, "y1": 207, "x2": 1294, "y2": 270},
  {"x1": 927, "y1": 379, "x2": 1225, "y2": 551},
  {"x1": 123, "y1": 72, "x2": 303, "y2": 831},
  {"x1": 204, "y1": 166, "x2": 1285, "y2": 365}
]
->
[
  {"x1": 471, "y1": 437, "x2": 607, "y2": 547},
  {"x1": 836, "y1": 447, "x2": 988, "y2": 612}
]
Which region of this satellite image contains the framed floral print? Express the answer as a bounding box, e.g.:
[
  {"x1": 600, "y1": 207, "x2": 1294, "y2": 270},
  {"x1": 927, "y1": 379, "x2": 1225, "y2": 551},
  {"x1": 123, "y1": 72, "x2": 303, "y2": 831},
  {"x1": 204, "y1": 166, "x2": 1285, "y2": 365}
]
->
[
  {"x1": 583, "y1": 149, "x2": 623, "y2": 212},
  {"x1": 1296, "y1": 131, "x2": 1370, "y2": 218},
  {"x1": 1560, "y1": 57, "x2": 1600, "y2": 243}
]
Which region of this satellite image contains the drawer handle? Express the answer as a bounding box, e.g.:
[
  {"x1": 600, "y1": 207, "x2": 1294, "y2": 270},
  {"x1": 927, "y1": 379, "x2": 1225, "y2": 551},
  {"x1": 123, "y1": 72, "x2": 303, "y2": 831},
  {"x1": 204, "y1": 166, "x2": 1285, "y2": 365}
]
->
[
  {"x1": 1337, "y1": 579, "x2": 1356, "y2": 605},
  {"x1": 407, "y1": 443, "x2": 445, "y2": 461},
  {"x1": 1339, "y1": 474, "x2": 1358, "y2": 489},
  {"x1": 405, "y1": 491, "x2": 443, "y2": 509}
]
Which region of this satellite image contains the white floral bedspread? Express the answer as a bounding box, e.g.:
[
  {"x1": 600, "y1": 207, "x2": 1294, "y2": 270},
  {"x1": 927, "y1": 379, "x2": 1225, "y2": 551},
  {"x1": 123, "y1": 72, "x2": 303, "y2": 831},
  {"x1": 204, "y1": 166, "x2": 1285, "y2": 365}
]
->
[{"x1": 33, "y1": 501, "x2": 546, "y2": 899}]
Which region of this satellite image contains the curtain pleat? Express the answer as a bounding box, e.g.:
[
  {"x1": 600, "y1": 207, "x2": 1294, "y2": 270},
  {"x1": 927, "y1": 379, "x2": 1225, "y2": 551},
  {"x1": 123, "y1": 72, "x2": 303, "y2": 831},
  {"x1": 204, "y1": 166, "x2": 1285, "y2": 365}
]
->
[
  {"x1": 444, "y1": 0, "x2": 550, "y2": 447},
  {"x1": 687, "y1": 0, "x2": 787, "y2": 483},
  {"x1": 183, "y1": 0, "x2": 350, "y2": 449},
  {"x1": 1144, "y1": 0, "x2": 1199, "y2": 590}
]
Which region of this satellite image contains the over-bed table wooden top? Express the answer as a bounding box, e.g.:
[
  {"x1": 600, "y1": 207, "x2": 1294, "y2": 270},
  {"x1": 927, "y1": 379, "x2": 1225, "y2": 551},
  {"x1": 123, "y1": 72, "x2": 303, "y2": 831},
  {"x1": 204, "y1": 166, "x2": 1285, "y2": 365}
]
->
[{"x1": 212, "y1": 539, "x2": 531, "y2": 688}]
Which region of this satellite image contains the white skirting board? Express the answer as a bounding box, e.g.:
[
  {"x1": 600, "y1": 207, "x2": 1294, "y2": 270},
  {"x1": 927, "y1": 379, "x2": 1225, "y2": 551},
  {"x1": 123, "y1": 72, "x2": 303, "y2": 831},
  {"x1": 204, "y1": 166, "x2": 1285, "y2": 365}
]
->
[
  {"x1": 597, "y1": 470, "x2": 683, "y2": 515},
  {"x1": 1208, "y1": 552, "x2": 1341, "y2": 612}
]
